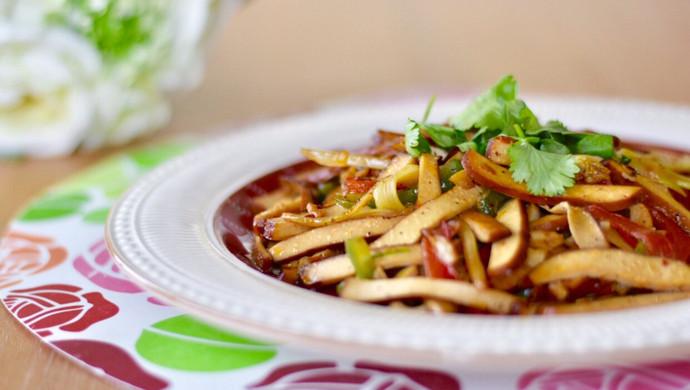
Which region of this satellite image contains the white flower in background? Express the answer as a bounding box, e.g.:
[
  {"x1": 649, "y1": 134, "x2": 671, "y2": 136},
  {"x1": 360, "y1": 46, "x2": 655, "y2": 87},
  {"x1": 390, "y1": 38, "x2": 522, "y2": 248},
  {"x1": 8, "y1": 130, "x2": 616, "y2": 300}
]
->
[
  {"x1": 0, "y1": 0, "x2": 236, "y2": 158},
  {"x1": 156, "y1": 0, "x2": 232, "y2": 92},
  {"x1": 0, "y1": 23, "x2": 100, "y2": 158},
  {"x1": 83, "y1": 79, "x2": 170, "y2": 150}
]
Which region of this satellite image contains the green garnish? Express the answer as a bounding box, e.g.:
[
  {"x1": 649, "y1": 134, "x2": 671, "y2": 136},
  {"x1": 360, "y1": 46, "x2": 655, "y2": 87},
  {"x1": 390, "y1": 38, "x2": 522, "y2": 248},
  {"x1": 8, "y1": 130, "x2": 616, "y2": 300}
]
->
[
  {"x1": 508, "y1": 137, "x2": 580, "y2": 197},
  {"x1": 572, "y1": 133, "x2": 615, "y2": 158},
  {"x1": 397, "y1": 188, "x2": 418, "y2": 205},
  {"x1": 450, "y1": 75, "x2": 535, "y2": 133},
  {"x1": 404, "y1": 120, "x2": 432, "y2": 158},
  {"x1": 345, "y1": 237, "x2": 374, "y2": 279},
  {"x1": 405, "y1": 95, "x2": 470, "y2": 158},
  {"x1": 404, "y1": 96, "x2": 435, "y2": 157},
  {"x1": 618, "y1": 154, "x2": 632, "y2": 165},
  {"x1": 314, "y1": 178, "x2": 339, "y2": 203},
  {"x1": 404, "y1": 75, "x2": 616, "y2": 196},
  {"x1": 439, "y1": 158, "x2": 464, "y2": 192},
  {"x1": 334, "y1": 194, "x2": 357, "y2": 209},
  {"x1": 477, "y1": 190, "x2": 510, "y2": 216}
]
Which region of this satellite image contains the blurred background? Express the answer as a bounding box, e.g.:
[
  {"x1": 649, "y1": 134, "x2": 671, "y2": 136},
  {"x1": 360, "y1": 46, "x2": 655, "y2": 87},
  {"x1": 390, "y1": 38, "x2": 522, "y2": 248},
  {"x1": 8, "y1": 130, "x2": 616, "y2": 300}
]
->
[
  {"x1": 1, "y1": 1, "x2": 690, "y2": 387},
  {"x1": 172, "y1": 0, "x2": 690, "y2": 137}
]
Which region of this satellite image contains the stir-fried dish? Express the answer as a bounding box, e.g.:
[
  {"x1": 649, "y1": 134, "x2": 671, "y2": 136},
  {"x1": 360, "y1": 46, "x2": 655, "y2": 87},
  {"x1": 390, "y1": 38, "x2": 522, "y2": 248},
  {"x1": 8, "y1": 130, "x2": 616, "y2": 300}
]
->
[{"x1": 247, "y1": 75, "x2": 690, "y2": 315}]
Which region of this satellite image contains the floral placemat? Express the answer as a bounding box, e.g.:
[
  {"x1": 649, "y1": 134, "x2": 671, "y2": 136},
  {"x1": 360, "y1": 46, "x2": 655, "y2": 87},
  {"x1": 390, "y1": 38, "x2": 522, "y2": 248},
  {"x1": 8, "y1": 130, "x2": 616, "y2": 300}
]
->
[{"x1": 3, "y1": 141, "x2": 690, "y2": 390}]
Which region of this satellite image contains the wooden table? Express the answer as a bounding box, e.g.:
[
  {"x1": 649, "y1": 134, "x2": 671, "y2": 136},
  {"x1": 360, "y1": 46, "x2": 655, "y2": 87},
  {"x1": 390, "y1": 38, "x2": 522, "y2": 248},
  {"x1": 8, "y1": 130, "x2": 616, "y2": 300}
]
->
[{"x1": 1, "y1": 1, "x2": 689, "y2": 388}]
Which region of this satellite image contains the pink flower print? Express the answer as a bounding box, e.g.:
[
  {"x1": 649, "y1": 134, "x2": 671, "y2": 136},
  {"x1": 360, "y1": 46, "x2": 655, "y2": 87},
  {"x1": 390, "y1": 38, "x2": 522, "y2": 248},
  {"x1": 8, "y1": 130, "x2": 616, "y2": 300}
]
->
[
  {"x1": 52, "y1": 339, "x2": 168, "y2": 390},
  {"x1": 73, "y1": 239, "x2": 142, "y2": 293},
  {"x1": 3, "y1": 283, "x2": 119, "y2": 337},
  {"x1": 248, "y1": 360, "x2": 461, "y2": 389},
  {"x1": 518, "y1": 358, "x2": 690, "y2": 390},
  {"x1": 0, "y1": 230, "x2": 68, "y2": 289}
]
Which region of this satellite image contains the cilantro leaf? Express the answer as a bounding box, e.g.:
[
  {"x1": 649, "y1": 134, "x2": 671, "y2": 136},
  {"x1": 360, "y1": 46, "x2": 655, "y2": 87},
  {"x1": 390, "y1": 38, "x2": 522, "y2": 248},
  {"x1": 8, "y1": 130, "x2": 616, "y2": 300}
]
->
[
  {"x1": 407, "y1": 120, "x2": 466, "y2": 149},
  {"x1": 572, "y1": 133, "x2": 615, "y2": 158},
  {"x1": 404, "y1": 95, "x2": 467, "y2": 156},
  {"x1": 404, "y1": 120, "x2": 432, "y2": 158},
  {"x1": 526, "y1": 119, "x2": 569, "y2": 135},
  {"x1": 447, "y1": 75, "x2": 541, "y2": 155},
  {"x1": 527, "y1": 122, "x2": 614, "y2": 158},
  {"x1": 503, "y1": 99, "x2": 541, "y2": 133},
  {"x1": 468, "y1": 127, "x2": 501, "y2": 155},
  {"x1": 508, "y1": 139, "x2": 580, "y2": 196},
  {"x1": 540, "y1": 138, "x2": 571, "y2": 154},
  {"x1": 449, "y1": 75, "x2": 519, "y2": 131}
]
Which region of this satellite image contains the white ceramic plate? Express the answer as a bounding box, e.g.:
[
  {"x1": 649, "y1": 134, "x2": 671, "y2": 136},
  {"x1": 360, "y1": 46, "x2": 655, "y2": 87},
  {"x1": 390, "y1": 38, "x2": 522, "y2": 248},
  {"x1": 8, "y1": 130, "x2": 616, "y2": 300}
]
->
[{"x1": 106, "y1": 93, "x2": 690, "y2": 371}]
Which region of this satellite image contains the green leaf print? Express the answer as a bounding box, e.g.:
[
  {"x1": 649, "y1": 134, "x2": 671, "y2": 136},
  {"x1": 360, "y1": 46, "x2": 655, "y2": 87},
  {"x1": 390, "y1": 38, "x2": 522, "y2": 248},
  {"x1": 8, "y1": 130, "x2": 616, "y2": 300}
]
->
[
  {"x1": 82, "y1": 208, "x2": 111, "y2": 224},
  {"x1": 55, "y1": 156, "x2": 136, "y2": 199},
  {"x1": 136, "y1": 315, "x2": 277, "y2": 372},
  {"x1": 56, "y1": 142, "x2": 192, "y2": 199},
  {"x1": 18, "y1": 141, "x2": 194, "y2": 223},
  {"x1": 128, "y1": 143, "x2": 191, "y2": 170},
  {"x1": 19, "y1": 193, "x2": 91, "y2": 221}
]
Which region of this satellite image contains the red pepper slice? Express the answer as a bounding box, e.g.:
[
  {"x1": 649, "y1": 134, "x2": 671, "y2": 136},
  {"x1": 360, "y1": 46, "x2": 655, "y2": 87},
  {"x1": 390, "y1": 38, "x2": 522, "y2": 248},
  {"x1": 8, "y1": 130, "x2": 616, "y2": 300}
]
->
[
  {"x1": 585, "y1": 204, "x2": 674, "y2": 258},
  {"x1": 649, "y1": 206, "x2": 690, "y2": 262},
  {"x1": 344, "y1": 177, "x2": 377, "y2": 193},
  {"x1": 344, "y1": 177, "x2": 413, "y2": 194},
  {"x1": 421, "y1": 229, "x2": 460, "y2": 280}
]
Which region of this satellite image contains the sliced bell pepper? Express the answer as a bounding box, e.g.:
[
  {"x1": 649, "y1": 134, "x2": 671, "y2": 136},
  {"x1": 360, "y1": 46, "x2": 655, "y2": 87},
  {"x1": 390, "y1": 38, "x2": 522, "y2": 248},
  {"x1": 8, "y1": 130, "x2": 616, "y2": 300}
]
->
[
  {"x1": 421, "y1": 226, "x2": 460, "y2": 280},
  {"x1": 585, "y1": 204, "x2": 674, "y2": 259},
  {"x1": 344, "y1": 177, "x2": 377, "y2": 194},
  {"x1": 649, "y1": 207, "x2": 690, "y2": 262},
  {"x1": 345, "y1": 237, "x2": 374, "y2": 279}
]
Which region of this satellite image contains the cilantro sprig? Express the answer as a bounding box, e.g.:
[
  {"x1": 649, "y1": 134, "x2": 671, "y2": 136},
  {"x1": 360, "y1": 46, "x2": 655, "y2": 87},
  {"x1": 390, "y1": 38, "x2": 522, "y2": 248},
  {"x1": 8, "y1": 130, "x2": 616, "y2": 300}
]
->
[
  {"x1": 404, "y1": 75, "x2": 616, "y2": 196},
  {"x1": 508, "y1": 125, "x2": 580, "y2": 196}
]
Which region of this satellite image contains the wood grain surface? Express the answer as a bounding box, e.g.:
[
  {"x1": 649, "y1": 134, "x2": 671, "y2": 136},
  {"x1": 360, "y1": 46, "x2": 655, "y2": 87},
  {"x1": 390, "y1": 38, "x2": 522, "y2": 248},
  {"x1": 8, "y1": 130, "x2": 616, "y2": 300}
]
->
[{"x1": 1, "y1": 1, "x2": 689, "y2": 388}]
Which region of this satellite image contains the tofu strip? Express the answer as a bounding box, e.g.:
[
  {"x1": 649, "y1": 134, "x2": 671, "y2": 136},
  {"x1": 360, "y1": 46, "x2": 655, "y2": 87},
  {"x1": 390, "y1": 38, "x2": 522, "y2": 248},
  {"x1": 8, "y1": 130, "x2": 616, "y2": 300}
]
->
[
  {"x1": 339, "y1": 277, "x2": 522, "y2": 314},
  {"x1": 268, "y1": 216, "x2": 403, "y2": 262},
  {"x1": 371, "y1": 185, "x2": 482, "y2": 248},
  {"x1": 529, "y1": 248, "x2": 690, "y2": 291},
  {"x1": 522, "y1": 291, "x2": 690, "y2": 315},
  {"x1": 300, "y1": 245, "x2": 422, "y2": 286}
]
